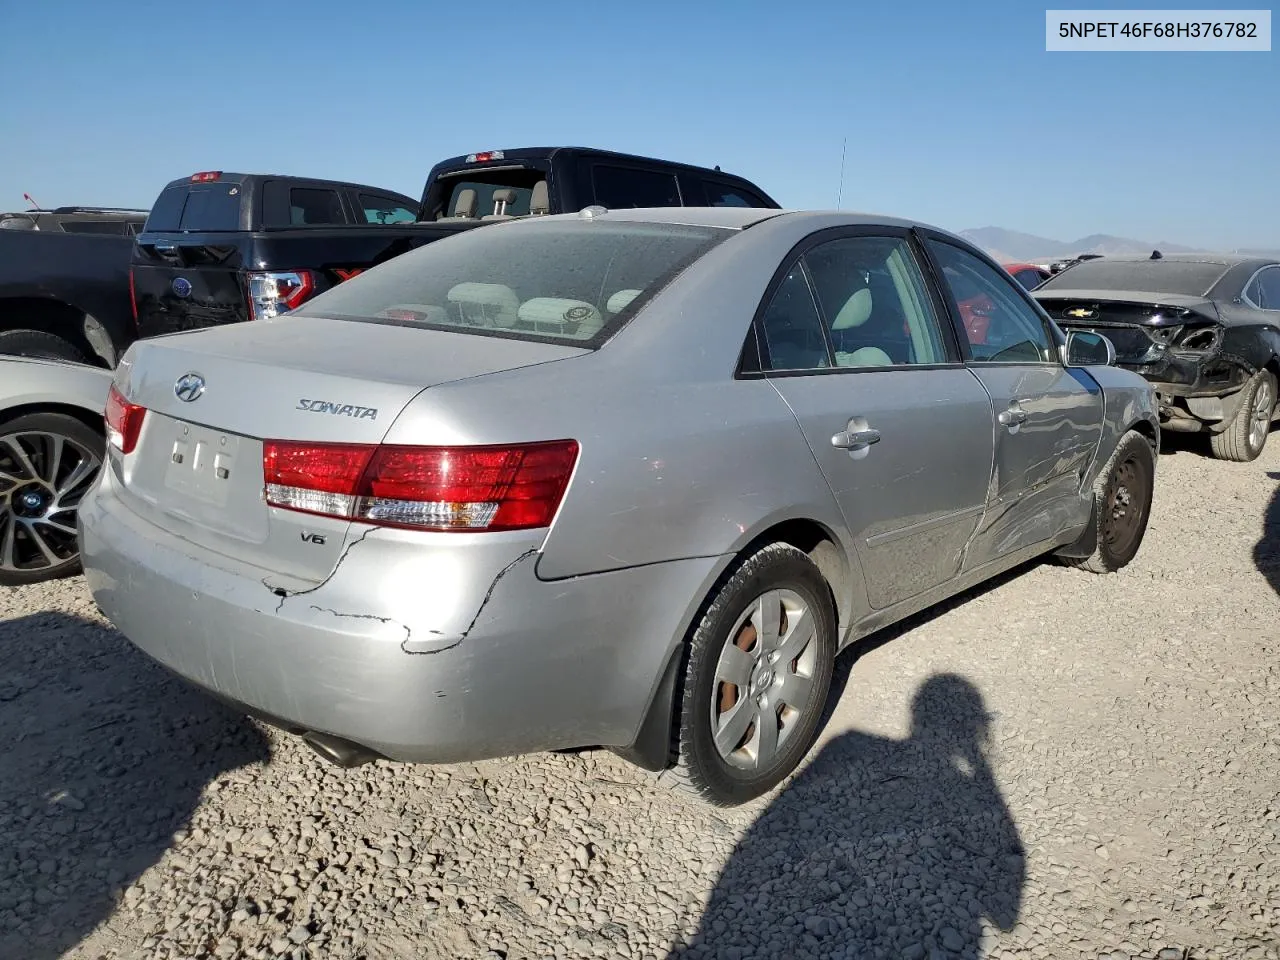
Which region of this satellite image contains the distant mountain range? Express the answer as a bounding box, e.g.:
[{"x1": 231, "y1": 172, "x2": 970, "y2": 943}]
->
[{"x1": 959, "y1": 226, "x2": 1280, "y2": 264}]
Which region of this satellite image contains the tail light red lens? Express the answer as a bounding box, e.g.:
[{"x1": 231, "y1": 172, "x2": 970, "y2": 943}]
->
[
  {"x1": 104, "y1": 384, "x2": 146, "y2": 454},
  {"x1": 247, "y1": 270, "x2": 316, "y2": 321},
  {"x1": 262, "y1": 439, "x2": 579, "y2": 532}
]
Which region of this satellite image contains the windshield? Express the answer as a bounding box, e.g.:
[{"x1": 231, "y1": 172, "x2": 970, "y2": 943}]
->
[
  {"x1": 292, "y1": 219, "x2": 732, "y2": 345},
  {"x1": 1037, "y1": 259, "x2": 1229, "y2": 298}
]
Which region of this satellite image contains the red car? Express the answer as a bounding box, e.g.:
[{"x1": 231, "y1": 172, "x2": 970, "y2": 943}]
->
[{"x1": 1003, "y1": 262, "x2": 1053, "y2": 291}]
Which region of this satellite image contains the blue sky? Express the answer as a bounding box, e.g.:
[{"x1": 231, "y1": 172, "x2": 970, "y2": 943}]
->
[{"x1": 1, "y1": 0, "x2": 1275, "y2": 249}]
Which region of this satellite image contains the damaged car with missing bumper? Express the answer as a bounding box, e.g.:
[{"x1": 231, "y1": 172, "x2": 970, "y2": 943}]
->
[
  {"x1": 1033, "y1": 253, "x2": 1280, "y2": 461},
  {"x1": 79, "y1": 207, "x2": 1159, "y2": 807}
]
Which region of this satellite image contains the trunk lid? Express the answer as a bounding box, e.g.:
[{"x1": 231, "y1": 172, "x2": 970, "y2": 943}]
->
[
  {"x1": 113, "y1": 316, "x2": 589, "y2": 582},
  {"x1": 133, "y1": 235, "x2": 250, "y2": 335},
  {"x1": 1034, "y1": 292, "x2": 1220, "y2": 364}
]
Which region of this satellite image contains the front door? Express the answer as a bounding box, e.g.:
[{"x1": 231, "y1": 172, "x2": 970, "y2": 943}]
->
[
  {"x1": 755, "y1": 230, "x2": 996, "y2": 609},
  {"x1": 921, "y1": 235, "x2": 1104, "y2": 569}
]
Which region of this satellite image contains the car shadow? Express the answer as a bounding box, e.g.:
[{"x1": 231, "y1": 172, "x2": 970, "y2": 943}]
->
[
  {"x1": 670, "y1": 673, "x2": 1025, "y2": 959},
  {"x1": 0, "y1": 610, "x2": 271, "y2": 960},
  {"x1": 1256, "y1": 471, "x2": 1280, "y2": 598}
]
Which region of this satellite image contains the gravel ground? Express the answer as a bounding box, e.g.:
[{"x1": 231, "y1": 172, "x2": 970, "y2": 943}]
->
[{"x1": 2, "y1": 434, "x2": 1279, "y2": 960}]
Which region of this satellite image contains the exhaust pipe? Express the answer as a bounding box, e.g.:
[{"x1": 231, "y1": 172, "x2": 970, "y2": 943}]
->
[{"x1": 301, "y1": 731, "x2": 380, "y2": 768}]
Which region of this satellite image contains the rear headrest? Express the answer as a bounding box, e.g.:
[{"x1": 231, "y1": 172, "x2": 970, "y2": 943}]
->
[
  {"x1": 606, "y1": 289, "x2": 642, "y2": 314},
  {"x1": 452, "y1": 188, "x2": 477, "y2": 219},
  {"x1": 517, "y1": 298, "x2": 603, "y2": 336},
  {"x1": 446, "y1": 282, "x2": 519, "y2": 326},
  {"x1": 492, "y1": 188, "x2": 517, "y2": 204},
  {"x1": 831, "y1": 288, "x2": 873, "y2": 330},
  {"x1": 529, "y1": 180, "x2": 549, "y2": 215}
]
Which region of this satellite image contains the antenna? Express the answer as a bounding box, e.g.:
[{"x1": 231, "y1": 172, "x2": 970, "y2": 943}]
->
[
  {"x1": 836, "y1": 137, "x2": 847, "y2": 210},
  {"x1": 22, "y1": 192, "x2": 42, "y2": 210}
]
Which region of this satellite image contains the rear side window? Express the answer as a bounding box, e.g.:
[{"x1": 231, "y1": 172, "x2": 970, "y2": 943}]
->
[
  {"x1": 144, "y1": 183, "x2": 242, "y2": 232},
  {"x1": 288, "y1": 188, "x2": 346, "y2": 225},
  {"x1": 293, "y1": 219, "x2": 730, "y2": 345},
  {"x1": 591, "y1": 165, "x2": 681, "y2": 208},
  {"x1": 59, "y1": 220, "x2": 132, "y2": 236},
  {"x1": 358, "y1": 193, "x2": 417, "y2": 224}
]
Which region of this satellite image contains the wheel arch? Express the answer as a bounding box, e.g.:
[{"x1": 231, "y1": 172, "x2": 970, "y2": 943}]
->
[
  {"x1": 0, "y1": 297, "x2": 102, "y2": 365},
  {"x1": 0, "y1": 401, "x2": 106, "y2": 437},
  {"x1": 612, "y1": 514, "x2": 860, "y2": 773}
]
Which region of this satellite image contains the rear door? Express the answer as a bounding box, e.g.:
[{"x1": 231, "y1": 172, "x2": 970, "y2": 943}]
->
[
  {"x1": 756, "y1": 228, "x2": 996, "y2": 610},
  {"x1": 921, "y1": 233, "x2": 1104, "y2": 569},
  {"x1": 133, "y1": 177, "x2": 251, "y2": 336}
]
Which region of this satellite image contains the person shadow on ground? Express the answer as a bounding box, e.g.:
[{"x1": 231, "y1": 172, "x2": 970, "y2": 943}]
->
[
  {"x1": 1256, "y1": 472, "x2": 1280, "y2": 598},
  {"x1": 671, "y1": 673, "x2": 1025, "y2": 960},
  {"x1": 0, "y1": 610, "x2": 271, "y2": 960}
]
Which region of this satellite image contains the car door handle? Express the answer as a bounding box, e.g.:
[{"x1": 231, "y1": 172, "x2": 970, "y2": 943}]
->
[
  {"x1": 831, "y1": 427, "x2": 882, "y2": 450},
  {"x1": 997, "y1": 406, "x2": 1028, "y2": 427}
]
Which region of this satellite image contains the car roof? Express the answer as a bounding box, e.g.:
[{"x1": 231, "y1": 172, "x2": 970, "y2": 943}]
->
[
  {"x1": 527, "y1": 206, "x2": 933, "y2": 233},
  {"x1": 431, "y1": 146, "x2": 763, "y2": 179},
  {"x1": 1088, "y1": 252, "x2": 1273, "y2": 268}
]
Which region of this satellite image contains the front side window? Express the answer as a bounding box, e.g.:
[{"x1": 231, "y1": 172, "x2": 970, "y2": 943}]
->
[
  {"x1": 1252, "y1": 266, "x2": 1280, "y2": 309},
  {"x1": 293, "y1": 220, "x2": 730, "y2": 345},
  {"x1": 358, "y1": 193, "x2": 417, "y2": 224},
  {"x1": 927, "y1": 240, "x2": 1055, "y2": 363},
  {"x1": 803, "y1": 236, "x2": 949, "y2": 367}
]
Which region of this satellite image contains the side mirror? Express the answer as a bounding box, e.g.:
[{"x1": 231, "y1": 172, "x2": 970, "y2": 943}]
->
[{"x1": 1063, "y1": 329, "x2": 1116, "y2": 367}]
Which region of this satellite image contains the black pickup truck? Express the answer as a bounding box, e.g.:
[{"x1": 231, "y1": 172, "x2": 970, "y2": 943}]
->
[
  {"x1": 131, "y1": 147, "x2": 779, "y2": 336},
  {"x1": 0, "y1": 207, "x2": 150, "y2": 365}
]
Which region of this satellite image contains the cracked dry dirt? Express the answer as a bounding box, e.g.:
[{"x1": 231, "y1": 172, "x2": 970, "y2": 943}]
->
[{"x1": 2, "y1": 433, "x2": 1278, "y2": 960}]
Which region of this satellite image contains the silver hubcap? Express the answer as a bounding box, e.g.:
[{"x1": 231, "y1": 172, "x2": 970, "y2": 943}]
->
[
  {"x1": 0, "y1": 430, "x2": 101, "y2": 574},
  {"x1": 710, "y1": 588, "x2": 818, "y2": 772},
  {"x1": 1250, "y1": 379, "x2": 1273, "y2": 450}
]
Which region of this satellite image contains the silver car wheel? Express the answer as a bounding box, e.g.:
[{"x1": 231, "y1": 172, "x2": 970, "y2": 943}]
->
[
  {"x1": 0, "y1": 429, "x2": 101, "y2": 574},
  {"x1": 1250, "y1": 376, "x2": 1273, "y2": 451},
  {"x1": 709, "y1": 588, "x2": 819, "y2": 772}
]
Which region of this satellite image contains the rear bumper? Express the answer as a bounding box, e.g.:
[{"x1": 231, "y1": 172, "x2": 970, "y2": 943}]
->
[{"x1": 78, "y1": 468, "x2": 721, "y2": 764}]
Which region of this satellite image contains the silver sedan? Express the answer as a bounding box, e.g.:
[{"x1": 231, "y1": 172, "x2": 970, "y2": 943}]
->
[
  {"x1": 1, "y1": 356, "x2": 111, "y2": 585},
  {"x1": 79, "y1": 207, "x2": 1159, "y2": 805}
]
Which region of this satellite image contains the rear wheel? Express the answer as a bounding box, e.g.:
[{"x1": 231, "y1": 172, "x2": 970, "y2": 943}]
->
[
  {"x1": 0, "y1": 412, "x2": 104, "y2": 586},
  {"x1": 1209, "y1": 369, "x2": 1275, "y2": 462},
  {"x1": 665, "y1": 543, "x2": 836, "y2": 806},
  {"x1": 0, "y1": 329, "x2": 87, "y2": 364},
  {"x1": 1065, "y1": 429, "x2": 1155, "y2": 574}
]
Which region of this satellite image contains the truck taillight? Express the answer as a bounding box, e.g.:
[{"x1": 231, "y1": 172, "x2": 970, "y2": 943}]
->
[
  {"x1": 247, "y1": 270, "x2": 316, "y2": 320},
  {"x1": 104, "y1": 384, "x2": 146, "y2": 454},
  {"x1": 262, "y1": 439, "x2": 579, "y2": 532}
]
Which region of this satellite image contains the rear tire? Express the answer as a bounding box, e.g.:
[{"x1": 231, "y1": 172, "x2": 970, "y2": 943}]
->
[
  {"x1": 664, "y1": 543, "x2": 836, "y2": 806},
  {"x1": 1065, "y1": 429, "x2": 1155, "y2": 574},
  {"x1": 1209, "y1": 369, "x2": 1275, "y2": 462},
  {"x1": 0, "y1": 412, "x2": 105, "y2": 586},
  {"x1": 0, "y1": 329, "x2": 87, "y2": 364}
]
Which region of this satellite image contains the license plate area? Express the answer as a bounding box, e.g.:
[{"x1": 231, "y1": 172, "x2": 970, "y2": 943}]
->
[{"x1": 164, "y1": 420, "x2": 244, "y2": 507}]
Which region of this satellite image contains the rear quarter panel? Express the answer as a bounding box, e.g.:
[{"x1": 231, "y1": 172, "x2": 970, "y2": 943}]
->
[
  {"x1": 0, "y1": 358, "x2": 113, "y2": 415},
  {"x1": 1081, "y1": 364, "x2": 1160, "y2": 472}
]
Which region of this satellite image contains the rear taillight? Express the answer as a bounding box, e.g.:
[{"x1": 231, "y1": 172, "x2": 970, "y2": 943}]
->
[
  {"x1": 262, "y1": 439, "x2": 579, "y2": 532},
  {"x1": 247, "y1": 270, "x2": 316, "y2": 321},
  {"x1": 128, "y1": 268, "x2": 138, "y2": 324},
  {"x1": 104, "y1": 384, "x2": 146, "y2": 454}
]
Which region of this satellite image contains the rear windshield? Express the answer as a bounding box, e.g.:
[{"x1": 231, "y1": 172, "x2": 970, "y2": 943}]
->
[
  {"x1": 429, "y1": 166, "x2": 547, "y2": 220},
  {"x1": 292, "y1": 219, "x2": 732, "y2": 345},
  {"x1": 144, "y1": 182, "x2": 243, "y2": 232},
  {"x1": 1037, "y1": 259, "x2": 1229, "y2": 298}
]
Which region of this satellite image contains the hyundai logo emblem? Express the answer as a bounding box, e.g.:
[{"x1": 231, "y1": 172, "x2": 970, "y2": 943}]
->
[
  {"x1": 172, "y1": 277, "x2": 193, "y2": 299},
  {"x1": 174, "y1": 373, "x2": 205, "y2": 402}
]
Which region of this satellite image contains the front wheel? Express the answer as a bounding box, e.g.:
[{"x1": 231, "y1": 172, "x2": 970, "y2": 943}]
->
[
  {"x1": 1209, "y1": 369, "x2": 1276, "y2": 462},
  {"x1": 0, "y1": 412, "x2": 105, "y2": 586},
  {"x1": 1065, "y1": 429, "x2": 1155, "y2": 574},
  {"x1": 665, "y1": 543, "x2": 836, "y2": 806}
]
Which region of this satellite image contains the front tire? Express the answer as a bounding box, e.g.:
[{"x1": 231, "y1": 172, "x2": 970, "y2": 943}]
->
[
  {"x1": 0, "y1": 412, "x2": 105, "y2": 586},
  {"x1": 666, "y1": 543, "x2": 836, "y2": 806},
  {"x1": 1065, "y1": 429, "x2": 1155, "y2": 574},
  {"x1": 1209, "y1": 369, "x2": 1276, "y2": 462}
]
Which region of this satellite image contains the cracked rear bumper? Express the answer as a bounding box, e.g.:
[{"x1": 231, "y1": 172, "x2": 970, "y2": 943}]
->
[{"x1": 79, "y1": 469, "x2": 721, "y2": 764}]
